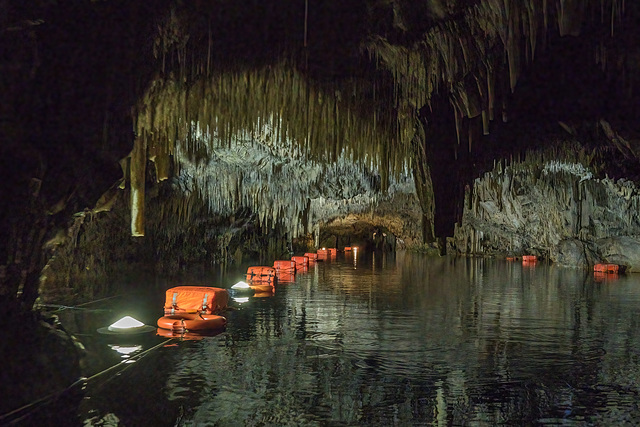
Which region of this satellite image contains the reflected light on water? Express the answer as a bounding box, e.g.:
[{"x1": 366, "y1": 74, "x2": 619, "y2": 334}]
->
[
  {"x1": 57, "y1": 254, "x2": 640, "y2": 426},
  {"x1": 108, "y1": 344, "x2": 142, "y2": 358}
]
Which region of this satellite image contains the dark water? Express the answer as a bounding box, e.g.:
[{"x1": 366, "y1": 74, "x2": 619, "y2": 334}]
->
[{"x1": 41, "y1": 252, "x2": 640, "y2": 425}]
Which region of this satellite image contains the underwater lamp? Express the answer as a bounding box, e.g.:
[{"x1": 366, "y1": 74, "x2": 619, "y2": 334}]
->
[{"x1": 97, "y1": 315, "x2": 155, "y2": 335}]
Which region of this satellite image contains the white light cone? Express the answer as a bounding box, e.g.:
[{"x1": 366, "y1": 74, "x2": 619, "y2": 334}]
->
[
  {"x1": 109, "y1": 316, "x2": 145, "y2": 331},
  {"x1": 231, "y1": 281, "x2": 251, "y2": 289}
]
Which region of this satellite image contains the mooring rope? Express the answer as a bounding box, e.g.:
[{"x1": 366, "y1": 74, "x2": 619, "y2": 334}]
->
[
  {"x1": 0, "y1": 337, "x2": 175, "y2": 425},
  {"x1": 36, "y1": 294, "x2": 123, "y2": 313},
  {"x1": 35, "y1": 303, "x2": 112, "y2": 312}
]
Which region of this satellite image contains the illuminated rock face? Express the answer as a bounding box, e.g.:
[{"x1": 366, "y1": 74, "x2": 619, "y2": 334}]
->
[
  {"x1": 3, "y1": 0, "x2": 640, "y2": 300},
  {"x1": 171, "y1": 119, "x2": 418, "y2": 241},
  {"x1": 453, "y1": 153, "x2": 640, "y2": 270},
  {"x1": 125, "y1": 0, "x2": 637, "y2": 250}
]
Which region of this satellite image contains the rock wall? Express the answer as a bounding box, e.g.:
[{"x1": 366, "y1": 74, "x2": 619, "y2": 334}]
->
[{"x1": 452, "y1": 155, "x2": 640, "y2": 271}]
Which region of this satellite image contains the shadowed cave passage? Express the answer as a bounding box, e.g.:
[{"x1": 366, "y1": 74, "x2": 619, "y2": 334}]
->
[{"x1": 316, "y1": 221, "x2": 398, "y2": 252}]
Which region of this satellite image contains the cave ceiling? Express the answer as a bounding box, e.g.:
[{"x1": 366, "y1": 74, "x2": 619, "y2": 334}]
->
[{"x1": 2, "y1": 0, "x2": 638, "y2": 245}]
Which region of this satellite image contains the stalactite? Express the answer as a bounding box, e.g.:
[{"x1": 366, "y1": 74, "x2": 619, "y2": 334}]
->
[
  {"x1": 130, "y1": 134, "x2": 146, "y2": 237},
  {"x1": 128, "y1": 0, "x2": 629, "y2": 238}
]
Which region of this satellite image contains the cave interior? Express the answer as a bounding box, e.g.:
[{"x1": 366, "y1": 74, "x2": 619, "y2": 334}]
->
[{"x1": 1, "y1": 0, "x2": 639, "y2": 309}]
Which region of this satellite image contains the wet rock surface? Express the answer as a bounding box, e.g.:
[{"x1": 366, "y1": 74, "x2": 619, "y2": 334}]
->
[{"x1": 453, "y1": 150, "x2": 640, "y2": 270}]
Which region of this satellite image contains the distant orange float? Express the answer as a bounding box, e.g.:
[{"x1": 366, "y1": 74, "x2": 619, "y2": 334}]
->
[
  {"x1": 273, "y1": 260, "x2": 296, "y2": 273},
  {"x1": 594, "y1": 263, "x2": 620, "y2": 273},
  {"x1": 304, "y1": 252, "x2": 318, "y2": 261},
  {"x1": 246, "y1": 266, "x2": 277, "y2": 283},
  {"x1": 291, "y1": 256, "x2": 309, "y2": 267}
]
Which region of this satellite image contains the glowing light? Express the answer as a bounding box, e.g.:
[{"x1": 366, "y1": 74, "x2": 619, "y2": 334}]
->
[
  {"x1": 109, "y1": 316, "x2": 145, "y2": 331},
  {"x1": 98, "y1": 315, "x2": 154, "y2": 335},
  {"x1": 109, "y1": 344, "x2": 142, "y2": 358},
  {"x1": 233, "y1": 297, "x2": 250, "y2": 304},
  {"x1": 231, "y1": 281, "x2": 251, "y2": 289}
]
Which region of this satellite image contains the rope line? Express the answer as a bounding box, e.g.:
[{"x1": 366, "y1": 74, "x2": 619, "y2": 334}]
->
[
  {"x1": 0, "y1": 337, "x2": 175, "y2": 425},
  {"x1": 35, "y1": 303, "x2": 112, "y2": 312},
  {"x1": 37, "y1": 294, "x2": 123, "y2": 313}
]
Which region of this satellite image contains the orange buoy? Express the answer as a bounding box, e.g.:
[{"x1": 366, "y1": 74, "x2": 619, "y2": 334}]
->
[
  {"x1": 291, "y1": 256, "x2": 309, "y2": 267},
  {"x1": 273, "y1": 260, "x2": 296, "y2": 273},
  {"x1": 163, "y1": 286, "x2": 229, "y2": 315},
  {"x1": 304, "y1": 252, "x2": 318, "y2": 261},
  {"x1": 522, "y1": 255, "x2": 537, "y2": 262},
  {"x1": 246, "y1": 266, "x2": 276, "y2": 283},
  {"x1": 157, "y1": 313, "x2": 227, "y2": 331},
  {"x1": 594, "y1": 263, "x2": 620, "y2": 273},
  {"x1": 317, "y1": 248, "x2": 328, "y2": 260}
]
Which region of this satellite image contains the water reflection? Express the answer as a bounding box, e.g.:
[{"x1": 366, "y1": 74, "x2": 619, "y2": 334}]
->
[
  {"x1": 55, "y1": 253, "x2": 640, "y2": 425},
  {"x1": 108, "y1": 344, "x2": 142, "y2": 358}
]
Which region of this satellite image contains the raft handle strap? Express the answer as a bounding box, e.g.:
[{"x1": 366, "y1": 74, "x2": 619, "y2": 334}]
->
[{"x1": 171, "y1": 292, "x2": 178, "y2": 315}]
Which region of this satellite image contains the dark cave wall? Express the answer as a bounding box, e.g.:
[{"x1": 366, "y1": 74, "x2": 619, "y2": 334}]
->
[{"x1": 1, "y1": 1, "x2": 164, "y2": 308}]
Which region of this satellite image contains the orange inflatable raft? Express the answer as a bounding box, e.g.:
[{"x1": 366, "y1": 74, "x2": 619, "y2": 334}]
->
[
  {"x1": 273, "y1": 260, "x2": 296, "y2": 273},
  {"x1": 157, "y1": 313, "x2": 227, "y2": 331},
  {"x1": 246, "y1": 266, "x2": 276, "y2": 283},
  {"x1": 594, "y1": 263, "x2": 620, "y2": 273},
  {"x1": 291, "y1": 256, "x2": 309, "y2": 267},
  {"x1": 157, "y1": 286, "x2": 229, "y2": 333},
  {"x1": 304, "y1": 252, "x2": 318, "y2": 262},
  {"x1": 163, "y1": 286, "x2": 228, "y2": 315}
]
